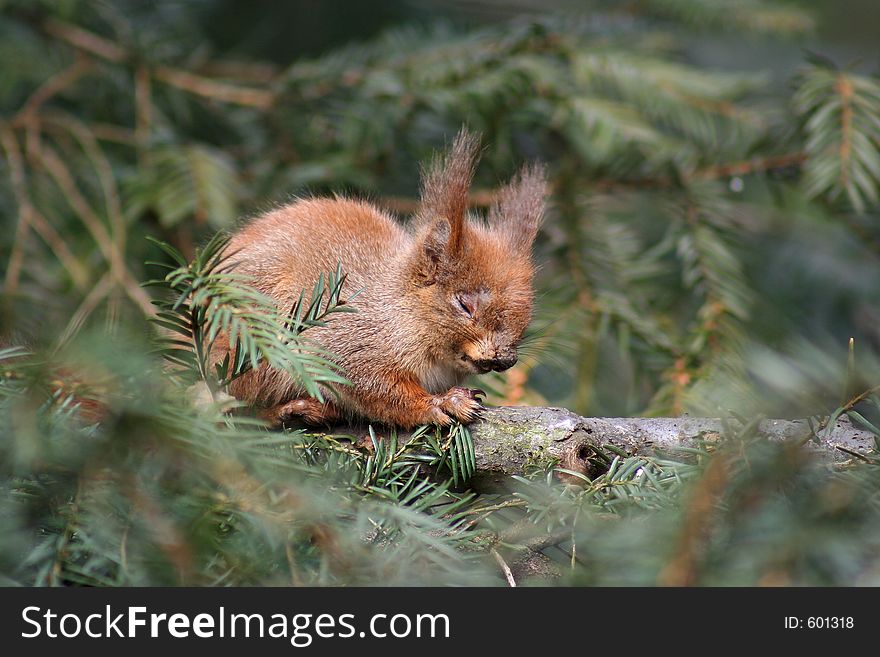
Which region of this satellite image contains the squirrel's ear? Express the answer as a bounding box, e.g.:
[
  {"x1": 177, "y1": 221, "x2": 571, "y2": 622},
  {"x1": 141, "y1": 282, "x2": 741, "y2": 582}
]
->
[
  {"x1": 488, "y1": 163, "x2": 548, "y2": 254},
  {"x1": 416, "y1": 127, "x2": 481, "y2": 255},
  {"x1": 413, "y1": 217, "x2": 454, "y2": 285}
]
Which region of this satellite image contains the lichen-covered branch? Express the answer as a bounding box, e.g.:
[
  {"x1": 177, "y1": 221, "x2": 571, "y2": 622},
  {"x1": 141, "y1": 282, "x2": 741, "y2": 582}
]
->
[
  {"x1": 321, "y1": 407, "x2": 875, "y2": 490},
  {"x1": 465, "y1": 407, "x2": 875, "y2": 489}
]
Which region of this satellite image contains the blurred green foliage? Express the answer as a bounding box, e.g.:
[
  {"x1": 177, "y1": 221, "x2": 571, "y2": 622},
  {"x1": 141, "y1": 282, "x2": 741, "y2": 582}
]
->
[{"x1": 2, "y1": 0, "x2": 880, "y2": 586}]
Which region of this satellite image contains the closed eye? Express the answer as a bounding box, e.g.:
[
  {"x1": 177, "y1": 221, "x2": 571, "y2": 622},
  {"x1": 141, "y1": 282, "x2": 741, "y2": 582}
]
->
[{"x1": 455, "y1": 294, "x2": 474, "y2": 318}]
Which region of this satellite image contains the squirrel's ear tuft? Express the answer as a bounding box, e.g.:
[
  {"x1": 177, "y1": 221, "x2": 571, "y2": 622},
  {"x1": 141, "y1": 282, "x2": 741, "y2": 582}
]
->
[
  {"x1": 488, "y1": 163, "x2": 548, "y2": 254},
  {"x1": 417, "y1": 127, "x2": 481, "y2": 254}
]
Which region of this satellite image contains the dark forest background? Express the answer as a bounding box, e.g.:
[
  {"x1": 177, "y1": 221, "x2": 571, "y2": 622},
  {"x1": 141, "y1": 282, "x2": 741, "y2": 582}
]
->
[{"x1": 2, "y1": 0, "x2": 880, "y2": 586}]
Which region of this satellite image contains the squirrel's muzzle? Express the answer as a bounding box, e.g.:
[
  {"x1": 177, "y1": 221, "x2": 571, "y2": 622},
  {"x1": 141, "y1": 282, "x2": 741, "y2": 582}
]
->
[{"x1": 474, "y1": 355, "x2": 517, "y2": 373}]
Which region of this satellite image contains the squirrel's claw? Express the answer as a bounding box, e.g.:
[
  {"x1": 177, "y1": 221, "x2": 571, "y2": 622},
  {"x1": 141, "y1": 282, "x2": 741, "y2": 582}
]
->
[
  {"x1": 467, "y1": 387, "x2": 486, "y2": 402},
  {"x1": 433, "y1": 386, "x2": 484, "y2": 425}
]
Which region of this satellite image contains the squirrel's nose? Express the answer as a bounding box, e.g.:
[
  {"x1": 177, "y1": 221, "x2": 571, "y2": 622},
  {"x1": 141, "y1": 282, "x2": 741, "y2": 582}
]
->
[{"x1": 486, "y1": 355, "x2": 517, "y2": 372}]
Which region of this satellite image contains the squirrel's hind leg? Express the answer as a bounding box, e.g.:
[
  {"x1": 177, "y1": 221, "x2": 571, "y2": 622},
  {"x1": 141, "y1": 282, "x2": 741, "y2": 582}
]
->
[{"x1": 260, "y1": 397, "x2": 341, "y2": 428}]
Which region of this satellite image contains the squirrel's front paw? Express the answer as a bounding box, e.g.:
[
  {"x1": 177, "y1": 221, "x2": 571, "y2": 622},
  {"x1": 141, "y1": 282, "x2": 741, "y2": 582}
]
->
[{"x1": 433, "y1": 387, "x2": 484, "y2": 424}]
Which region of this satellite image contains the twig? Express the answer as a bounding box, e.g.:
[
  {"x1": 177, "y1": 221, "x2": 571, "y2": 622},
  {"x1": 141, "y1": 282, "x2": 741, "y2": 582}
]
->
[
  {"x1": 458, "y1": 498, "x2": 527, "y2": 518},
  {"x1": 35, "y1": 141, "x2": 120, "y2": 267},
  {"x1": 491, "y1": 548, "x2": 517, "y2": 587},
  {"x1": 1, "y1": 122, "x2": 91, "y2": 292},
  {"x1": 34, "y1": 141, "x2": 155, "y2": 316},
  {"x1": 28, "y1": 208, "x2": 90, "y2": 290},
  {"x1": 43, "y1": 17, "x2": 127, "y2": 63},
  {"x1": 134, "y1": 65, "x2": 152, "y2": 160},
  {"x1": 42, "y1": 111, "x2": 127, "y2": 253},
  {"x1": 119, "y1": 525, "x2": 129, "y2": 577},
  {"x1": 87, "y1": 121, "x2": 136, "y2": 145},
  {"x1": 835, "y1": 74, "x2": 853, "y2": 190},
  {"x1": 17, "y1": 56, "x2": 92, "y2": 120},
  {"x1": 154, "y1": 66, "x2": 275, "y2": 109},
  {"x1": 447, "y1": 498, "x2": 527, "y2": 536},
  {"x1": 43, "y1": 17, "x2": 275, "y2": 109},
  {"x1": 815, "y1": 383, "x2": 880, "y2": 435},
  {"x1": 691, "y1": 152, "x2": 806, "y2": 181},
  {"x1": 200, "y1": 60, "x2": 279, "y2": 83},
  {"x1": 839, "y1": 384, "x2": 880, "y2": 416},
  {"x1": 0, "y1": 122, "x2": 34, "y2": 295},
  {"x1": 835, "y1": 445, "x2": 873, "y2": 462},
  {"x1": 677, "y1": 92, "x2": 766, "y2": 128}
]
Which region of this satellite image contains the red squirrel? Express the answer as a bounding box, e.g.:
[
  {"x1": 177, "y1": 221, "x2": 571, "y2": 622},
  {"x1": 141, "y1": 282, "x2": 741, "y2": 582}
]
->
[{"x1": 218, "y1": 129, "x2": 547, "y2": 428}]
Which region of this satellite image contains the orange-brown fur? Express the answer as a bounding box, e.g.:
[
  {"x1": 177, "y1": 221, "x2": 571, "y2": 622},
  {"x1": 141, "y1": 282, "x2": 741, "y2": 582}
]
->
[{"x1": 219, "y1": 130, "x2": 547, "y2": 429}]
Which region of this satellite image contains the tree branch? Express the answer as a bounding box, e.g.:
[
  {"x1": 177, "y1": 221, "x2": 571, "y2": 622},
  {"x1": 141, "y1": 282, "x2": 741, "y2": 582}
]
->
[
  {"x1": 42, "y1": 18, "x2": 275, "y2": 109},
  {"x1": 323, "y1": 406, "x2": 876, "y2": 490}
]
